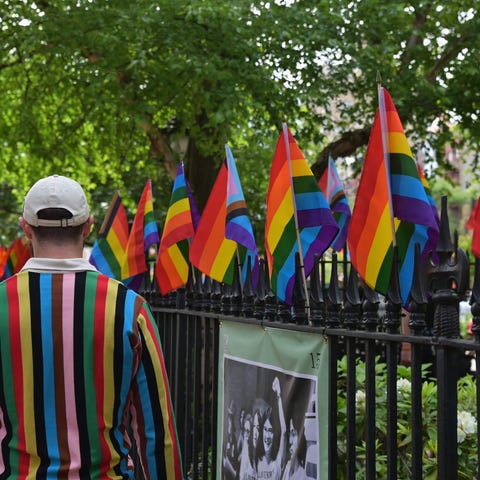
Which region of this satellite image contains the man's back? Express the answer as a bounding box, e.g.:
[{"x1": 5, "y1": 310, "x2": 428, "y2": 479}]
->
[{"x1": 0, "y1": 269, "x2": 181, "y2": 479}]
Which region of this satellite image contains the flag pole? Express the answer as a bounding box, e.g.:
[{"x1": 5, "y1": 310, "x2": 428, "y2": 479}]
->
[
  {"x1": 282, "y1": 122, "x2": 310, "y2": 313},
  {"x1": 376, "y1": 73, "x2": 397, "y2": 247}
]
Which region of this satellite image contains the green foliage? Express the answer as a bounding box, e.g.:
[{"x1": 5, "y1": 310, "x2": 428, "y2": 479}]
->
[
  {"x1": 0, "y1": 0, "x2": 479, "y2": 243},
  {"x1": 336, "y1": 357, "x2": 478, "y2": 479}
]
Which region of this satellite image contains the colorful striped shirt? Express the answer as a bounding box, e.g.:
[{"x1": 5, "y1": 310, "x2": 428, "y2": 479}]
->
[{"x1": 0, "y1": 258, "x2": 182, "y2": 479}]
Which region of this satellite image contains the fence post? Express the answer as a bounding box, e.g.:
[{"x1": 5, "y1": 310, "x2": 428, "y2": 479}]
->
[
  {"x1": 309, "y1": 254, "x2": 324, "y2": 327},
  {"x1": 343, "y1": 266, "x2": 362, "y2": 480},
  {"x1": 362, "y1": 284, "x2": 380, "y2": 480},
  {"x1": 384, "y1": 248, "x2": 402, "y2": 480},
  {"x1": 230, "y1": 261, "x2": 242, "y2": 317},
  {"x1": 426, "y1": 196, "x2": 469, "y2": 480},
  {"x1": 326, "y1": 253, "x2": 342, "y2": 480},
  {"x1": 242, "y1": 259, "x2": 255, "y2": 318},
  {"x1": 470, "y1": 257, "x2": 480, "y2": 476},
  {"x1": 254, "y1": 258, "x2": 267, "y2": 320},
  {"x1": 293, "y1": 252, "x2": 308, "y2": 325},
  {"x1": 408, "y1": 244, "x2": 429, "y2": 480}
]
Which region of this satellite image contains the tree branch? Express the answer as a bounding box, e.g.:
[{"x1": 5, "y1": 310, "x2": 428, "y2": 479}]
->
[
  {"x1": 0, "y1": 57, "x2": 23, "y2": 71},
  {"x1": 311, "y1": 127, "x2": 371, "y2": 179},
  {"x1": 140, "y1": 118, "x2": 179, "y2": 180},
  {"x1": 399, "y1": 3, "x2": 432, "y2": 73},
  {"x1": 426, "y1": 30, "x2": 472, "y2": 84}
]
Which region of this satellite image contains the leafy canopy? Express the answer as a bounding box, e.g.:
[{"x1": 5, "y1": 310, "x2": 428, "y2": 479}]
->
[{"x1": 0, "y1": 0, "x2": 479, "y2": 242}]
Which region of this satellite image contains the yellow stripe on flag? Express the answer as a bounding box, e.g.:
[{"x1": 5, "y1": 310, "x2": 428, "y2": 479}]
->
[
  {"x1": 267, "y1": 190, "x2": 294, "y2": 253},
  {"x1": 389, "y1": 131, "x2": 413, "y2": 156},
  {"x1": 210, "y1": 239, "x2": 237, "y2": 281},
  {"x1": 365, "y1": 203, "x2": 393, "y2": 285}
]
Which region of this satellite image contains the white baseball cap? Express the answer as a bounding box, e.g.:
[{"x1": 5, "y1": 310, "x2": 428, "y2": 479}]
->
[{"x1": 23, "y1": 175, "x2": 90, "y2": 227}]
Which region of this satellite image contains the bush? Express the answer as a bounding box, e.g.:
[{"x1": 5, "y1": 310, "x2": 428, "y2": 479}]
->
[{"x1": 336, "y1": 356, "x2": 478, "y2": 479}]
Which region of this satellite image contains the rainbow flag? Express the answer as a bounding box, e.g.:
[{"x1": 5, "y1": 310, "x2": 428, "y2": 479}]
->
[
  {"x1": 123, "y1": 179, "x2": 160, "y2": 287},
  {"x1": 189, "y1": 162, "x2": 237, "y2": 284},
  {"x1": 89, "y1": 190, "x2": 129, "y2": 279},
  {"x1": 417, "y1": 164, "x2": 438, "y2": 219},
  {"x1": 466, "y1": 198, "x2": 480, "y2": 258},
  {"x1": 155, "y1": 162, "x2": 199, "y2": 295},
  {"x1": 190, "y1": 146, "x2": 260, "y2": 287},
  {"x1": 0, "y1": 246, "x2": 7, "y2": 280},
  {"x1": 265, "y1": 123, "x2": 338, "y2": 305},
  {"x1": 0, "y1": 237, "x2": 31, "y2": 281},
  {"x1": 225, "y1": 144, "x2": 259, "y2": 289},
  {"x1": 318, "y1": 156, "x2": 351, "y2": 251},
  {"x1": 347, "y1": 86, "x2": 439, "y2": 303},
  {"x1": 417, "y1": 164, "x2": 440, "y2": 261}
]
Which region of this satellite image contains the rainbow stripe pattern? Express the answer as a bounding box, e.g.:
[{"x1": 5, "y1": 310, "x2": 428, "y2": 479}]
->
[
  {"x1": 190, "y1": 162, "x2": 237, "y2": 284},
  {"x1": 318, "y1": 156, "x2": 351, "y2": 251},
  {"x1": 123, "y1": 180, "x2": 160, "y2": 285},
  {"x1": 0, "y1": 270, "x2": 182, "y2": 479},
  {"x1": 347, "y1": 87, "x2": 439, "y2": 303},
  {"x1": 265, "y1": 123, "x2": 338, "y2": 305},
  {"x1": 89, "y1": 191, "x2": 129, "y2": 280},
  {"x1": 155, "y1": 162, "x2": 199, "y2": 295},
  {"x1": 225, "y1": 144, "x2": 259, "y2": 289}
]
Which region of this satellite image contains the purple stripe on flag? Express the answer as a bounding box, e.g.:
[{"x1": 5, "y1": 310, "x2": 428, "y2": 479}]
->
[
  {"x1": 297, "y1": 209, "x2": 339, "y2": 229},
  {"x1": 392, "y1": 196, "x2": 439, "y2": 228},
  {"x1": 225, "y1": 223, "x2": 258, "y2": 252}
]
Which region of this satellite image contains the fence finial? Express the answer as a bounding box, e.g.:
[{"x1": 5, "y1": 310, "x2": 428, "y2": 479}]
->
[
  {"x1": 293, "y1": 252, "x2": 308, "y2": 325},
  {"x1": 426, "y1": 196, "x2": 468, "y2": 338},
  {"x1": 385, "y1": 247, "x2": 402, "y2": 333},
  {"x1": 242, "y1": 257, "x2": 255, "y2": 318},
  {"x1": 408, "y1": 243, "x2": 428, "y2": 335},
  {"x1": 309, "y1": 254, "x2": 325, "y2": 326},
  {"x1": 344, "y1": 265, "x2": 361, "y2": 329},
  {"x1": 326, "y1": 252, "x2": 342, "y2": 327}
]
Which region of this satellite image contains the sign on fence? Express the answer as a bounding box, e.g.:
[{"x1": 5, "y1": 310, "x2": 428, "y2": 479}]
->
[{"x1": 217, "y1": 321, "x2": 328, "y2": 480}]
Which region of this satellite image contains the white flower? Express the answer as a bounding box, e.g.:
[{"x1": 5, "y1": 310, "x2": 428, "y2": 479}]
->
[
  {"x1": 356, "y1": 390, "x2": 366, "y2": 412},
  {"x1": 457, "y1": 410, "x2": 477, "y2": 443},
  {"x1": 397, "y1": 378, "x2": 411, "y2": 392},
  {"x1": 396, "y1": 378, "x2": 411, "y2": 400}
]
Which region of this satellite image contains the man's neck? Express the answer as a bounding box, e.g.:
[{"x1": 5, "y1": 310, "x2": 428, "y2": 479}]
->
[{"x1": 31, "y1": 243, "x2": 84, "y2": 259}]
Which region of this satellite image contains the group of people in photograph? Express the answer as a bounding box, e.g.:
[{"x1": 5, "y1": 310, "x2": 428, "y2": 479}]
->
[{"x1": 222, "y1": 377, "x2": 309, "y2": 480}]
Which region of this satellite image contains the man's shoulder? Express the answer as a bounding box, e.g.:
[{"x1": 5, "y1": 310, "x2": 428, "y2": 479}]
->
[{"x1": 2, "y1": 269, "x2": 145, "y2": 300}]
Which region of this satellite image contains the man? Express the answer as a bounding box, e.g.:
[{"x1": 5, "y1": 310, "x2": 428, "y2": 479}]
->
[{"x1": 0, "y1": 175, "x2": 182, "y2": 479}]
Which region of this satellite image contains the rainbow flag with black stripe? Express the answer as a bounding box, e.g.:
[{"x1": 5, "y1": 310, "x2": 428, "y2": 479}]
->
[
  {"x1": 155, "y1": 162, "x2": 199, "y2": 295},
  {"x1": 89, "y1": 191, "x2": 129, "y2": 279},
  {"x1": 190, "y1": 145, "x2": 258, "y2": 287},
  {"x1": 265, "y1": 123, "x2": 338, "y2": 305},
  {"x1": 318, "y1": 156, "x2": 351, "y2": 251},
  {"x1": 190, "y1": 162, "x2": 237, "y2": 284},
  {"x1": 123, "y1": 179, "x2": 160, "y2": 288},
  {"x1": 225, "y1": 144, "x2": 259, "y2": 289},
  {"x1": 347, "y1": 86, "x2": 439, "y2": 303}
]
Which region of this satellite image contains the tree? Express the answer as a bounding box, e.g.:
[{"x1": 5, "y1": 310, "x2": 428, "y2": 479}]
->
[{"x1": 0, "y1": 0, "x2": 479, "y2": 241}]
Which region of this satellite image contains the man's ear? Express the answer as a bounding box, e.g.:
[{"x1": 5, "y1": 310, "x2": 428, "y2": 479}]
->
[
  {"x1": 19, "y1": 217, "x2": 33, "y2": 239},
  {"x1": 83, "y1": 215, "x2": 94, "y2": 239}
]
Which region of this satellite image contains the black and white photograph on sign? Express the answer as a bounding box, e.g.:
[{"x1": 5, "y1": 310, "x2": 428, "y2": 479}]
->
[{"x1": 221, "y1": 355, "x2": 319, "y2": 480}]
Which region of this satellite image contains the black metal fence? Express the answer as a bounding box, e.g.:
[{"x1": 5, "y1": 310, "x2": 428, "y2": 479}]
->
[{"x1": 142, "y1": 201, "x2": 480, "y2": 480}]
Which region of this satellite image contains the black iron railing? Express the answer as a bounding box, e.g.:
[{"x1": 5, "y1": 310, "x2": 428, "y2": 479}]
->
[{"x1": 140, "y1": 197, "x2": 479, "y2": 480}]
